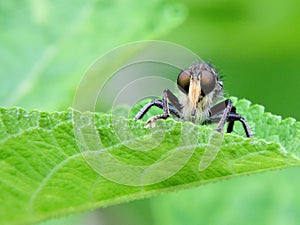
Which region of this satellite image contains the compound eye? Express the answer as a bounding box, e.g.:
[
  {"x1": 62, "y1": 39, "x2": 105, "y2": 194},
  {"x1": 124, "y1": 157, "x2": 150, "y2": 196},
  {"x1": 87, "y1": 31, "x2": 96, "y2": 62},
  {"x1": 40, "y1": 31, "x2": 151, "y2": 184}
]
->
[
  {"x1": 201, "y1": 70, "x2": 216, "y2": 96},
  {"x1": 177, "y1": 70, "x2": 190, "y2": 94}
]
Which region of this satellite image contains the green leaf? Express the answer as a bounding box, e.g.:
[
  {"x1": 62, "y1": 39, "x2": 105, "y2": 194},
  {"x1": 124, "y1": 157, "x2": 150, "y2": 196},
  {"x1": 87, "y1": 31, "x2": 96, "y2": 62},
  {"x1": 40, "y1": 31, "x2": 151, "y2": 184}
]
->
[
  {"x1": 0, "y1": 0, "x2": 185, "y2": 110},
  {"x1": 1, "y1": 98, "x2": 300, "y2": 225}
]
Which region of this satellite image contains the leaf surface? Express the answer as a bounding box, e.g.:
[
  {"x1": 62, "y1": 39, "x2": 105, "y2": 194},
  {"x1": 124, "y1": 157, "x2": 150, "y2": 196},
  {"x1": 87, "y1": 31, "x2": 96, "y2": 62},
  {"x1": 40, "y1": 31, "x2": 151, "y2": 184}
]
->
[{"x1": 0, "y1": 98, "x2": 299, "y2": 225}]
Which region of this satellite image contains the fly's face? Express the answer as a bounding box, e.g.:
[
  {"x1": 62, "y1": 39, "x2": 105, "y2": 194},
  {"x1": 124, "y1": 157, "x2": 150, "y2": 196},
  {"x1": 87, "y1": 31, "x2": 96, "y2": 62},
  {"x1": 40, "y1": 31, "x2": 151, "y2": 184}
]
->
[{"x1": 177, "y1": 63, "x2": 223, "y2": 122}]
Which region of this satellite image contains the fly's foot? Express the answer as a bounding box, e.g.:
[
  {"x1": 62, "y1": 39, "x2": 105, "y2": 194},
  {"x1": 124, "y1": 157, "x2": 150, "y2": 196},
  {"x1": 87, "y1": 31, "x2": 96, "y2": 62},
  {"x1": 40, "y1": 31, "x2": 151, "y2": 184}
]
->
[
  {"x1": 145, "y1": 118, "x2": 156, "y2": 128},
  {"x1": 144, "y1": 114, "x2": 169, "y2": 128}
]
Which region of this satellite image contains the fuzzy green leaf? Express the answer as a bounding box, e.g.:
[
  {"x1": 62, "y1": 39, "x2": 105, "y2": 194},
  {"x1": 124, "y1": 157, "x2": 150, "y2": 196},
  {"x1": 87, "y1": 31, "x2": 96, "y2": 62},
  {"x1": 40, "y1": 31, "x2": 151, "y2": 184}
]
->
[{"x1": 0, "y1": 98, "x2": 300, "y2": 225}]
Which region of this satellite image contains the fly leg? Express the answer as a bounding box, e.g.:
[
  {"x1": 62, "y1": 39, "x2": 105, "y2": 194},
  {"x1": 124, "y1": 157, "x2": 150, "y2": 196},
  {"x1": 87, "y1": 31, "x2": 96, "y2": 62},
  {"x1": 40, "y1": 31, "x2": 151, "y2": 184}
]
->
[
  {"x1": 207, "y1": 99, "x2": 253, "y2": 138},
  {"x1": 134, "y1": 89, "x2": 182, "y2": 127},
  {"x1": 226, "y1": 112, "x2": 253, "y2": 138}
]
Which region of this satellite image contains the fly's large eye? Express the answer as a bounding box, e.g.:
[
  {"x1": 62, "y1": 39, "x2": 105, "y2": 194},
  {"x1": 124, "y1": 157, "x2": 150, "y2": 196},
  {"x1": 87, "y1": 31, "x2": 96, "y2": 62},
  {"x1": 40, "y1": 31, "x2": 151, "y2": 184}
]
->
[
  {"x1": 177, "y1": 70, "x2": 190, "y2": 94},
  {"x1": 201, "y1": 70, "x2": 216, "y2": 96}
]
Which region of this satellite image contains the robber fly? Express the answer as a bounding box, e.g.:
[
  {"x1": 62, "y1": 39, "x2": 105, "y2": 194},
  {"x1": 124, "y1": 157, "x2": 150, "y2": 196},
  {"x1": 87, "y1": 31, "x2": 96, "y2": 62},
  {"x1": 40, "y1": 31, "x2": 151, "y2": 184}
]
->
[{"x1": 134, "y1": 62, "x2": 253, "y2": 138}]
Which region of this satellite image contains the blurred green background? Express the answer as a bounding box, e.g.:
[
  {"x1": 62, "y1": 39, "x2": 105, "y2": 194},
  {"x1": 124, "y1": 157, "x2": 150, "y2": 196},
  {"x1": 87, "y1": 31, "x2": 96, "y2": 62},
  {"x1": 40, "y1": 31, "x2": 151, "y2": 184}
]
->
[{"x1": 1, "y1": 0, "x2": 299, "y2": 225}]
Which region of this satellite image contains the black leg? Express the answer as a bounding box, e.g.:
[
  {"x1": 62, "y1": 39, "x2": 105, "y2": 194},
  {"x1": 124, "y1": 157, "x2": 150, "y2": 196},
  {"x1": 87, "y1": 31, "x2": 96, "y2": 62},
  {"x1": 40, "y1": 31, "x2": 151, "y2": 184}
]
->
[
  {"x1": 134, "y1": 89, "x2": 181, "y2": 126},
  {"x1": 207, "y1": 99, "x2": 253, "y2": 138},
  {"x1": 165, "y1": 89, "x2": 183, "y2": 113},
  {"x1": 227, "y1": 113, "x2": 253, "y2": 138},
  {"x1": 134, "y1": 100, "x2": 167, "y2": 121},
  {"x1": 226, "y1": 106, "x2": 236, "y2": 133},
  {"x1": 226, "y1": 120, "x2": 234, "y2": 133},
  {"x1": 215, "y1": 99, "x2": 232, "y2": 134},
  {"x1": 145, "y1": 89, "x2": 170, "y2": 127}
]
